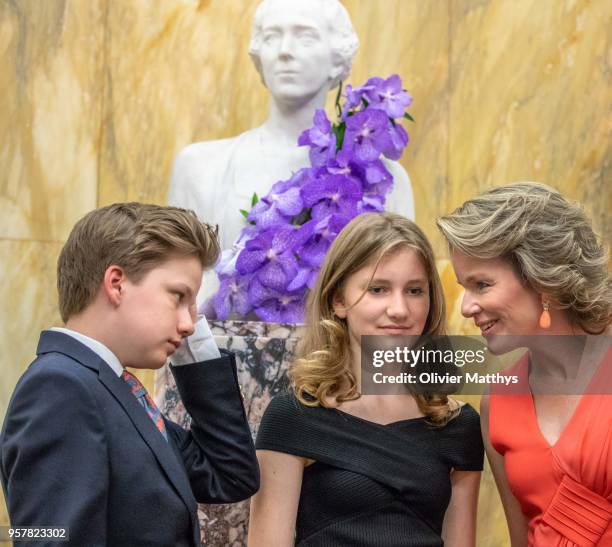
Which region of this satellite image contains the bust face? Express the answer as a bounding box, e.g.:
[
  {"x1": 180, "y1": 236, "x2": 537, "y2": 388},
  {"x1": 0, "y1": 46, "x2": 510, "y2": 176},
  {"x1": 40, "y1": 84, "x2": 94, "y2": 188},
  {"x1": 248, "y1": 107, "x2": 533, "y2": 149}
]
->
[{"x1": 257, "y1": 0, "x2": 337, "y2": 104}]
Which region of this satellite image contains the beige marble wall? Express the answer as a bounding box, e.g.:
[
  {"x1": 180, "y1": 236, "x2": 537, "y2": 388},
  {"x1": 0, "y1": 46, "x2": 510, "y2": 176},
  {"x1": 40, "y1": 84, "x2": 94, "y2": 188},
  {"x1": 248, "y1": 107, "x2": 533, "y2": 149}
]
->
[
  {"x1": 447, "y1": 0, "x2": 610, "y2": 241},
  {"x1": 1, "y1": 0, "x2": 610, "y2": 542},
  {"x1": 98, "y1": 0, "x2": 263, "y2": 204},
  {"x1": 0, "y1": 1, "x2": 102, "y2": 242},
  {"x1": 0, "y1": 0, "x2": 104, "y2": 527}
]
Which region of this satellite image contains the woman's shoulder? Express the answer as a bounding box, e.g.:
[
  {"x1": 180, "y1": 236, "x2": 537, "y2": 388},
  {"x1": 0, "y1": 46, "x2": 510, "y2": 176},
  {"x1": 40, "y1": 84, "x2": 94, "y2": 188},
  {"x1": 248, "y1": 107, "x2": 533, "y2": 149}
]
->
[
  {"x1": 260, "y1": 390, "x2": 320, "y2": 427},
  {"x1": 443, "y1": 401, "x2": 482, "y2": 435},
  {"x1": 455, "y1": 401, "x2": 480, "y2": 420},
  {"x1": 451, "y1": 399, "x2": 480, "y2": 426},
  {"x1": 263, "y1": 389, "x2": 302, "y2": 413},
  {"x1": 438, "y1": 401, "x2": 485, "y2": 471},
  {"x1": 256, "y1": 391, "x2": 342, "y2": 457}
]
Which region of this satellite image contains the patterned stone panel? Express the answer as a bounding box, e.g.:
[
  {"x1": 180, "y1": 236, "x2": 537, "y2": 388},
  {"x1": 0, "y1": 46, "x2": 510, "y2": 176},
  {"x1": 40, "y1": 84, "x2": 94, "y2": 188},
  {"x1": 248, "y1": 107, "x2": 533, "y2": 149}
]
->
[{"x1": 155, "y1": 320, "x2": 303, "y2": 546}]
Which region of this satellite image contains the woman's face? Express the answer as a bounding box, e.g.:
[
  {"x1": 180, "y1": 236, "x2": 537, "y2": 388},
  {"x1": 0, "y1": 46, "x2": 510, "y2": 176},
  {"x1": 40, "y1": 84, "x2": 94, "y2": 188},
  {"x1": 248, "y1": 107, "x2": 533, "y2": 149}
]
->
[
  {"x1": 451, "y1": 250, "x2": 543, "y2": 341},
  {"x1": 333, "y1": 247, "x2": 431, "y2": 355}
]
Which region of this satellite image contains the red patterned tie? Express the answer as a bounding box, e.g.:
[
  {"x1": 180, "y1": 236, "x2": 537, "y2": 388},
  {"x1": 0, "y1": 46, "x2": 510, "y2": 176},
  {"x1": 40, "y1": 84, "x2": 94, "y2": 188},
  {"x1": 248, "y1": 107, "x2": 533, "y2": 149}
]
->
[{"x1": 121, "y1": 370, "x2": 168, "y2": 441}]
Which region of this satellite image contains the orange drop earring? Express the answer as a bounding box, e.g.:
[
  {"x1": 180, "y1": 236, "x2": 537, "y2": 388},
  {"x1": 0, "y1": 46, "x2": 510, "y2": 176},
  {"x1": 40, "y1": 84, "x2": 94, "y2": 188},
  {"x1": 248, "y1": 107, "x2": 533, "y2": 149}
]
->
[{"x1": 539, "y1": 301, "x2": 551, "y2": 329}]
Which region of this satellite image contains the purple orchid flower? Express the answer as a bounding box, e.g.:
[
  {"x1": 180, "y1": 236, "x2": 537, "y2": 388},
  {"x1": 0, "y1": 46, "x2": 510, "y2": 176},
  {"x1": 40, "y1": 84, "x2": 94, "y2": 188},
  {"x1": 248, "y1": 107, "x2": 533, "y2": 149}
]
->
[
  {"x1": 248, "y1": 177, "x2": 304, "y2": 229},
  {"x1": 236, "y1": 223, "x2": 314, "y2": 291},
  {"x1": 298, "y1": 110, "x2": 337, "y2": 167},
  {"x1": 301, "y1": 175, "x2": 362, "y2": 220},
  {"x1": 324, "y1": 148, "x2": 352, "y2": 176},
  {"x1": 382, "y1": 122, "x2": 409, "y2": 161},
  {"x1": 344, "y1": 109, "x2": 393, "y2": 163},
  {"x1": 248, "y1": 277, "x2": 305, "y2": 323},
  {"x1": 215, "y1": 225, "x2": 258, "y2": 277},
  {"x1": 343, "y1": 84, "x2": 365, "y2": 110},
  {"x1": 236, "y1": 229, "x2": 298, "y2": 291},
  {"x1": 287, "y1": 266, "x2": 319, "y2": 292},
  {"x1": 299, "y1": 215, "x2": 351, "y2": 268},
  {"x1": 323, "y1": 149, "x2": 364, "y2": 185},
  {"x1": 215, "y1": 74, "x2": 413, "y2": 321},
  {"x1": 214, "y1": 274, "x2": 253, "y2": 319},
  {"x1": 348, "y1": 158, "x2": 393, "y2": 187},
  {"x1": 341, "y1": 83, "x2": 374, "y2": 118},
  {"x1": 363, "y1": 74, "x2": 413, "y2": 119},
  {"x1": 359, "y1": 181, "x2": 393, "y2": 213}
]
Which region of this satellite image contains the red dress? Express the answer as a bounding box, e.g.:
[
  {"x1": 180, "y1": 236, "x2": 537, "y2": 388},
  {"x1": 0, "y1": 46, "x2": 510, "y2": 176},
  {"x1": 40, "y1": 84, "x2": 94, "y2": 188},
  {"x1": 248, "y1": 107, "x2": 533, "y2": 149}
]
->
[{"x1": 489, "y1": 349, "x2": 612, "y2": 546}]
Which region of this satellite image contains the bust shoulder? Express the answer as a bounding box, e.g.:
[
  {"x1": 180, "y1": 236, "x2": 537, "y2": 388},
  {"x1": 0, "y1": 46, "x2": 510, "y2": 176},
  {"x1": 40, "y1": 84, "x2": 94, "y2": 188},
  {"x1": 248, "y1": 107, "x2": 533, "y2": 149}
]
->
[
  {"x1": 382, "y1": 159, "x2": 415, "y2": 220},
  {"x1": 177, "y1": 127, "x2": 266, "y2": 161},
  {"x1": 172, "y1": 137, "x2": 240, "y2": 176},
  {"x1": 167, "y1": 135, "x2": 245, "y2": 210},
  {"x1": 168, "y1": 128, "x2": 271, "y2": 197}
]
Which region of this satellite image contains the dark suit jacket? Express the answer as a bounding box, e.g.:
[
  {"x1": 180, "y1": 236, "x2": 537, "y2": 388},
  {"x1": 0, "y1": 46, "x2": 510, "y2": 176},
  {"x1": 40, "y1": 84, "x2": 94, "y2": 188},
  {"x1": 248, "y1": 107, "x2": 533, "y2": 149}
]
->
[{"x1": 0, "y1": 330, "x2": 259, "y2": 546}]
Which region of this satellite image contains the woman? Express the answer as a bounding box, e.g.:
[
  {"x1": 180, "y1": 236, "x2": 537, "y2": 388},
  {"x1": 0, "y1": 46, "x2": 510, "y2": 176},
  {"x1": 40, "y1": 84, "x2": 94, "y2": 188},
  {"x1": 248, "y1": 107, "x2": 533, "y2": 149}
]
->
[
  {"x1": 248, "y1": 212, "x2": 483, "y2": 546},
  {"x1": 438, "y1": 182, "x2": 612, "y2": 546}
]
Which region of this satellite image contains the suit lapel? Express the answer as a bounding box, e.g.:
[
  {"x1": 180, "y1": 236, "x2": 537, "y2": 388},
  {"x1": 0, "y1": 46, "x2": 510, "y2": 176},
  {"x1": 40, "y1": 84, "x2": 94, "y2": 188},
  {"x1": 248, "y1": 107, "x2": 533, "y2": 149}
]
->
[
  {"x1": 97, "y1": 362, "x2": 198, "y2": 518},
  {"x1": 37, "y1": 331, "x2": 198, "y2": 530}
]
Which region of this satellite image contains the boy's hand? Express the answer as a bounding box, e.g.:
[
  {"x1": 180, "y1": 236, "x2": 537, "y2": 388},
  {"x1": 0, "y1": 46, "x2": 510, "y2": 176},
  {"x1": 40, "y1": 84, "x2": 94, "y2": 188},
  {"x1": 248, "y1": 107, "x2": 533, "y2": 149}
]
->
[{"x1": 171, "y1": 315, "x2": 221, "y2": 366}]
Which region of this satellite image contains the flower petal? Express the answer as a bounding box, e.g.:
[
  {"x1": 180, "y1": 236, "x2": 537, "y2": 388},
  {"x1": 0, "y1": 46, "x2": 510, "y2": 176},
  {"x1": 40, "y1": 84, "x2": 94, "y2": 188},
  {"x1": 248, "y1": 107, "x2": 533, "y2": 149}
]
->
[
  {"x1": 287, "y1": 267, "x2": 311, "y2": 291},
  {"x1": 275, "y1": 187, "x2": 304, "y2": 216},
  {"x1": 301, "y1": 178, "x2": 330, "y2": 207},
  {"x1": 248, "y1": 277, "x2": 272, "y2": 307},
  {"x1": 255, "y1": 299, "x2": 283, "y2": 323},
  {"x1": 280, "y1": 300, "x2": 305, "y2": 323},
  {"x1": 259, "y1": 261, "x2": 290, "y2": 291},
  {"x1": 236, "y1": 249, "x2": 267, "y2": 274}
]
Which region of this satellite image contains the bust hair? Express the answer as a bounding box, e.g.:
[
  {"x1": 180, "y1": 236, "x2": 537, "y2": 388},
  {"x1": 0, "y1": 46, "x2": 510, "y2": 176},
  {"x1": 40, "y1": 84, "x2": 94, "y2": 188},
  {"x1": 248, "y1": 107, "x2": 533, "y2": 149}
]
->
[
  {"x1": 290, "y1": 212, "x2": 457, "y2": 426},
  {"x1": 248, "y1": 0, "x2": 359, "y2": 89},
  {"x1": 57, "y1": 203, "x2": 220, "y2": 323},
  {"x1": 437, "y1": 181, "x2": 611, "y2": 334}
]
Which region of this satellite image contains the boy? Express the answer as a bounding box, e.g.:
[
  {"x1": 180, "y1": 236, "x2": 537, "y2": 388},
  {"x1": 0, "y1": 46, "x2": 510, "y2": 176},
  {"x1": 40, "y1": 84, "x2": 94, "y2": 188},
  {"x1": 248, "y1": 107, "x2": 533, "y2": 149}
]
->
[{"x1": 0, "y1": 203, "x2": 259, "y2": 546}]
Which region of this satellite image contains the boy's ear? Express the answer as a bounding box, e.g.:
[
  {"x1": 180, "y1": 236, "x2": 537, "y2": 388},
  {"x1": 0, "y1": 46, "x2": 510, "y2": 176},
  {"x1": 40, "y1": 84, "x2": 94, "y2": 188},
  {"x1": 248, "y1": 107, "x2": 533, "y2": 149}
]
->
[
  {"x1": 332, "y1": 291, "x2": 347, "y2": 319},
  {"x1": 103, "y1": 265, "x2": 128, "y2": 306}
]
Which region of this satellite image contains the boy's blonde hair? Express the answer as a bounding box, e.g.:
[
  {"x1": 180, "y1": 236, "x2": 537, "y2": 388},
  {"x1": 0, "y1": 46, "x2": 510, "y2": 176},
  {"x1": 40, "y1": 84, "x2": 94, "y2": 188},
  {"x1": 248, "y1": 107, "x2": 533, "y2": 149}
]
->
[{"x1": 57, "y1": 203, "x2": 219, "y2": 322}]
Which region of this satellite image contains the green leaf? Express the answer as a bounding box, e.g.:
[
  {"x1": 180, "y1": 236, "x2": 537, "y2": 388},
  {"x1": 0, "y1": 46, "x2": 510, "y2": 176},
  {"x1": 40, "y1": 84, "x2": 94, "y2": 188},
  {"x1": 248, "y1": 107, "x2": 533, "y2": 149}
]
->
[
  {"x1": 251, "y1": 192, "x2": 259, "y2": 207},
  {"x1": 239, "y1": 209, "x2": 250, "y2": 219},
  {"x1": 335, "y1": 80, "x2": 344, "y2": 118},
  {"x1": 403, "y1": 112, "x2": 415, "y2": 122},
  {"x1": 332, "y1": 122, "x2": 346, "y2": 151},
  {"x1": 292, "y1": 208, "x2": 312, "y2": 226}
]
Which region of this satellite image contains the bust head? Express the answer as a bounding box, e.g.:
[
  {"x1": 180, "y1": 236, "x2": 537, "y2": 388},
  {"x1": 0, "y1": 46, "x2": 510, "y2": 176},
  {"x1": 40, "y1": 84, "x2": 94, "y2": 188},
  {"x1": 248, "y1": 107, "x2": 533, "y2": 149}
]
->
[{"x1": 249, "y1": 0, "x2": 359, "y2": 103}]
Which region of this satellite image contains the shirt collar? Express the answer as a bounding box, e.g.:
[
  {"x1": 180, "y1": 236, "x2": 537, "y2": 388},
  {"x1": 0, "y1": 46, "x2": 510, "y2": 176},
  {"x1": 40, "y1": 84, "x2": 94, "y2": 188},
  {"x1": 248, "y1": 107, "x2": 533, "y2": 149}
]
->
[{"x1": 50, "y1": 327, "x2": 124, "y2": 377}]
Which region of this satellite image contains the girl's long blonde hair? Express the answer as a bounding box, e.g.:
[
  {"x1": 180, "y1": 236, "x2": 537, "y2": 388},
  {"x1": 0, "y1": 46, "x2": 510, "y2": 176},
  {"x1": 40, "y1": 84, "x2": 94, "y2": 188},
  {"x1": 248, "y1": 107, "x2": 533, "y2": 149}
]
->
[{"x1": 290, "y1": 213, "x2": 455, "y2": 425}]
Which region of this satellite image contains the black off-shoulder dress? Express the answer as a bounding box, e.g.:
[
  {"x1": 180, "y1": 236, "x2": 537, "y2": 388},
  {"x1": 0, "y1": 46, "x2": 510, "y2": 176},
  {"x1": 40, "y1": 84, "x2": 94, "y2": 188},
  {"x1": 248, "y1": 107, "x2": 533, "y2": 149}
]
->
[{"x1": 256, "y1": 392, "x2": 484, "y2": 546}]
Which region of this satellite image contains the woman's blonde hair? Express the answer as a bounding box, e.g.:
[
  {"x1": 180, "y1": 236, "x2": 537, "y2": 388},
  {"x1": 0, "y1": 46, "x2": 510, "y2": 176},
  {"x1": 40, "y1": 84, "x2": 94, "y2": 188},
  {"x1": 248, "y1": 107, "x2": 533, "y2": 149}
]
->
[
  {"x1": 290, "y1": 212, "x2": 455, "y2": 425},
  {"x1": 437, "y1": 182, "x2": 611, "y2": 333}
]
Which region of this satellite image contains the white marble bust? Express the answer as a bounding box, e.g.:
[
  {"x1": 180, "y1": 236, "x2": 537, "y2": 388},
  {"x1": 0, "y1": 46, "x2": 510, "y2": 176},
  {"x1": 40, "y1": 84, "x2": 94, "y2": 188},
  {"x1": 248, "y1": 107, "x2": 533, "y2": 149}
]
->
[{"x1": 168, "y1": 0, "x2": 415, "y2": 303}]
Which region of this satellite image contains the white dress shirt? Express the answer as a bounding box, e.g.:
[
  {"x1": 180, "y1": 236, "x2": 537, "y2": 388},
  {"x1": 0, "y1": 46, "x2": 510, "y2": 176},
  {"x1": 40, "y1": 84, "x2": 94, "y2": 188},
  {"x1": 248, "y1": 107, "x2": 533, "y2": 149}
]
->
[{"x1": 50, "y1": 327, "x2": 124, "y2": 377}]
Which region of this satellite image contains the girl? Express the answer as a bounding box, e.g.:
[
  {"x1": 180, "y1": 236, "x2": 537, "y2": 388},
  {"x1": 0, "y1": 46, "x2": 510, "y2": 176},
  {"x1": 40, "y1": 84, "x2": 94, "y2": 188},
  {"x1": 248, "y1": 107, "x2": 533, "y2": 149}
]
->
[{"x1": 249, "y1": 212, "x2": 483, "y2": 546}]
